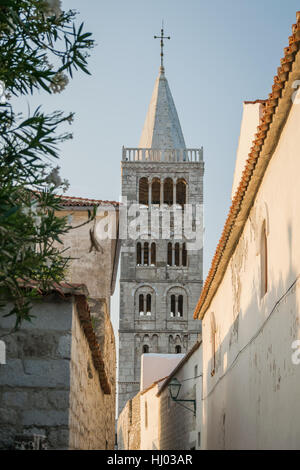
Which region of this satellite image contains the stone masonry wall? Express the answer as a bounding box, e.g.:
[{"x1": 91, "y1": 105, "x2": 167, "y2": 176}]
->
[
  {"x1": 117, "y1": 393, "x2": 140, "y2": 450},
  {"x1": 0, "y1": 297, "x2": 73, "y2": 450},
  {"x1": 69, "y1": 302, "x2": 109, "y2": 449},
  {"x1": 119, "y1": 161, "x2": 203, "y2": 414},
  {"x1": 0, "y1": 293, "x2": 116, "y2": 450}
]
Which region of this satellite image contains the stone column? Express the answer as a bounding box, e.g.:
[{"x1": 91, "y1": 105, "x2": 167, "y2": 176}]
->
[
  {"x1": 149, "y1": 180, "x2": 152, "y2": 206},
  {"x1": 173, "y1": 180, "x2": 176, "y2": 206},
  {"x1": 160, "y1": 180, "x2": 164, "y2": 206}
]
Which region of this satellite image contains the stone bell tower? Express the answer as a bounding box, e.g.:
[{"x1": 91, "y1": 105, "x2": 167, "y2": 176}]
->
[{"x1": 118, "y1": 30, "x2": 204, "y2": 414}]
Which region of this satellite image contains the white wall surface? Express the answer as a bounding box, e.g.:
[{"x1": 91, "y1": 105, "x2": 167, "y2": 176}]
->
[
  {"x1": 140, "y1": 353, "x2": 184, "y2": 391},
  {"x1": 202, "y1": 97, "x2": 300, "y2": 449},
  {"x1": 231, "y1": 102, "x2": 263, "y2": 199}
]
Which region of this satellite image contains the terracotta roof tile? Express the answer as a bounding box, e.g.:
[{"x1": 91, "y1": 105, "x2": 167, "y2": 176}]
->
[{"x1": 56, "y1": 194, "x2": 119, "y2": 207}]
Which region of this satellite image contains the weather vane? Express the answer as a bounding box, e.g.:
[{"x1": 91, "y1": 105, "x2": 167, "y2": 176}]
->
[{"x1": 154, "y1": 22, "x2": 170, "y2": 72}]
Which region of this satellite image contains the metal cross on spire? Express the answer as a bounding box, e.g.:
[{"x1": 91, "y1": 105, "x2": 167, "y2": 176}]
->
[{"x1": 154, "y1": 22, "x2": 170, "y2": 73}]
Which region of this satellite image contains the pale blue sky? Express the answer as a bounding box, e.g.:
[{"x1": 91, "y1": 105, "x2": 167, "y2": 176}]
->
[{"x1": 16, "y1": 1, "x2": 300, "y2": 329}]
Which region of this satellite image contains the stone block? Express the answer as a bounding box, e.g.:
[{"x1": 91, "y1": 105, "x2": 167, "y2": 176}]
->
[
  {"x1": 3, "y1": 391, "x2": 28, "y2": 408},
  {"x1": 57, "y1": 334, "x2": 72, "y2": 359},
  {"x1": 22, "y1": 409, "x2": 69, "y2": 427}
]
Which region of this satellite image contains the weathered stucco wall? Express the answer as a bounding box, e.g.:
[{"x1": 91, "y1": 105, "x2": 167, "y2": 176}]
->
[
  {"x1": 57, "y1": 208, "x2": 118, "y2": 302},
  {"x1": 202, "y1": 92, "x2": 300, "y2": 449},
  {"x1": 136, "y1": 342, "x2": 202, "y2": 450},
  {"x1": 140, "y1": 384, "x2": 160, "y2": 450},
  {"x1": 117, "y1": 393, "x2": 140, "y2": 450},
  {"x1": 231, "y1": 101, "x2": 264, "y2": 199},
  {"x1": 158, "y1": 343, "x2": 202, "y2": 450},
  {"x1": 69, "y1": 302, "x2": 115, "y2": 449}
]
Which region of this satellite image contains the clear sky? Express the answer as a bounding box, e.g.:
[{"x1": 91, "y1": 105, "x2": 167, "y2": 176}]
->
[{"x1": 16, "y1": 1, "x2": 300, "y2": 331}]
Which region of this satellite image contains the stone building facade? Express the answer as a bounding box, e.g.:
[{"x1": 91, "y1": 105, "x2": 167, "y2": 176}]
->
[
  {"x1": 157, "y1": 341, "x2": 202, "y2": 450},
  {"x1": 55, "y1": 196, "x2": 120, "y2": 323},
  {"x1": 0, "y1": 285, "x2": 115, "y2": 449},
  {"x1": 117, "y1": 341, "x2": 202, "y2": 450},
  {"x1": 118, "y1": 64, "x2": 204, "y2": 414},
  {"x1": 0, "y1": 196, "x2": 120, "y2": 449},
  {"x1": 117, "y1": 392, "x2": 141, "y2": 450},
  {"x1": 194, "y1": 12, "x2": 300, "y2": 449}
]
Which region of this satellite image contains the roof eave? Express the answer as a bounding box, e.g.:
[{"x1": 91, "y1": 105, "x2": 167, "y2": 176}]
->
[{"x1": 194, "y1": 19, "x2": 300, "y2": 320}]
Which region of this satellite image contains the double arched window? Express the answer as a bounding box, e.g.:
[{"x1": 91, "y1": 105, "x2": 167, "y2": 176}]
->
[
  {"x1": 168, "y1": 289, "x2": 186, "y2": 318},
  {"x1": 139, "y1": 293, "x2": 152, "y2": 316},
  {"x1": 167, "y1": 242, "x2": 187, "y2": 266},
  {"x1": 137, "y1": 242, "x2": 156, "y2": 266},
  {"x1": 136, "y1": 286, "x2": 155, "y2": 317}
]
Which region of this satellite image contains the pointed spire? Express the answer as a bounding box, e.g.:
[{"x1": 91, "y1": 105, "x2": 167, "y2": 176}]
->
[{"x1": 138, "y1": 68, "x2": 186, "y2": 150}]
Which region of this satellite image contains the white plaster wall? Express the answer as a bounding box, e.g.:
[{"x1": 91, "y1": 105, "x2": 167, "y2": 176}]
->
[
  {"x1": 140, "y1": 385, "x2": 160, "y2": 450},
  {"x1": 231, "y1": 102, "x2": 263, "y2": 199},
  {"x1": 159, "y1": 344, "x2": 202, "y2": 450},
  {"x1": 140, "y1": 353, "x2": 184, "y2": 391},
  {"x1": 139, "y1": 343, "x2": 202, "y2": 450},
  {"x1": 202, "y1": 98, "x2": 300, "y2": 449}
]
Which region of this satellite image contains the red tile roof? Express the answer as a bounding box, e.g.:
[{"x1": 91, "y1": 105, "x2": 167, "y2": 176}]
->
[
  {"x1": 243, "y1": 99, "x2": 267, "y2": 105},
  {"x1": 57, "y1": 194, "x2": 119, "y2": 207},
  {"x1": 194, "y1": 11, "x2": 300, "y2": 320}
]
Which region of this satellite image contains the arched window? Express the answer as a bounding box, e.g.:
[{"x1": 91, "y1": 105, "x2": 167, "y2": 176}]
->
[
  {"x1": 137, "y1": 242, "x2": 142, "y2": 265},
  {"x1": 139, "y1": 177, "x2": 148, "y2": 205},
  {"x1": 167, "y1": 242, "x2": 172, "y2": 266},
  {"x1": 139, "y1": 294, "x2": 144, "y2": 316},
  {"x1": 152, "y1": 178, "x2": 161, "y2": 205},
  {"x1": 164, "y1": 178, "x2": 173, "y2": 205},
  {"x1": 136, "y1": 287, "x2": 155, "y2": 318},
  {"x1": 175, "y1": 345, "x2": 182, "y2": 354},
  {"x1": 175, "y1": 243, "x2": 180, "y2": 266},
  {"x1": 260, "y1": 222, "x2": 268, "y2": 298},
  {"x1": 168, "y1": 289, "x2": 187, "y2": 319},
  {"x1": 176, "y1": 179, "x2": 187, "y2": 207},
  {"x1": 182, "y1": 243, "x2": 187, "y2": 267},
  {"x1": 178, "y1": 295, "x2": 183, "y2": 317},
  {"x1": 144, "y1": 242, "x2": 149, "y2": 266},
  {"x1": 151, "y1": 242, "x2": 156, "y2": 266},
  {"x1": 170, "y1": 295, "x2": 176, "y2": 317},
  {"x1": 143, "y1": 345, "x2": 149, "y2": 354},
  {"x1": 146, "y1": 294, "x2": 151, "y2": 315}
]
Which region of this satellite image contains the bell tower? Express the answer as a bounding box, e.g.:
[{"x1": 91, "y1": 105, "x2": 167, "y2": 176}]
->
[{"x1": 118, "y1": 30, "x2": 204, "y2": 414}]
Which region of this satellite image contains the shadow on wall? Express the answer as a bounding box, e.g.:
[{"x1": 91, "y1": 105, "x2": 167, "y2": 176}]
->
[{"x1": 203, "y1": 220, "x2": 300, "y2": 450}]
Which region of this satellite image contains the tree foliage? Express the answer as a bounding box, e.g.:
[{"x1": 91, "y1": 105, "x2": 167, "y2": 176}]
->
[{"x1": 0, "y1": 0, "x2": 95, "y2": 327}]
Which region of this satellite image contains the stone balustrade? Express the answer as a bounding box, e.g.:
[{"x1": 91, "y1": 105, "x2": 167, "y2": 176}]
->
[{"x1": 122, "y1": 147, "x2": 203, "y2": 163}]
